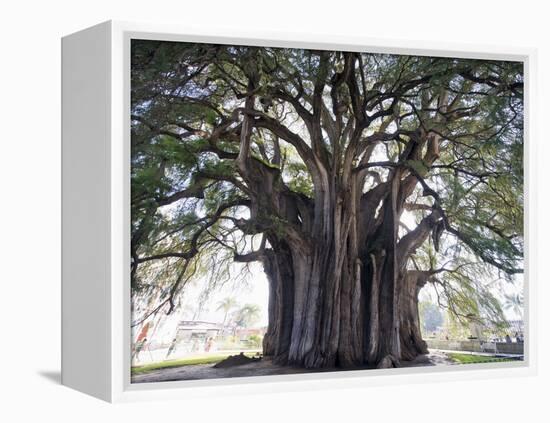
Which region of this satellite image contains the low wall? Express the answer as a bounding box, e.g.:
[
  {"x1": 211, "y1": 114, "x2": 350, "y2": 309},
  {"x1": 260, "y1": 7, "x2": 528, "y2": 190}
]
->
[
  {"x1": 426, "y1": 339, "x2": 524, "y2": 355},
  {"x1": 493, "y1": 342, "x2": 525, "y2": 355}
]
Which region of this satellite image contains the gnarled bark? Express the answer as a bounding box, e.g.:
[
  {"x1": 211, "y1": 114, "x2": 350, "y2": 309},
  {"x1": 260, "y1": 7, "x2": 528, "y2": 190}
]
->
[
  {"x1": 399, "y1": 271, "x2": 430, "y2": 360},
  {"x1": 262, "y1": 242, "x2": 294, "y2": 364}
]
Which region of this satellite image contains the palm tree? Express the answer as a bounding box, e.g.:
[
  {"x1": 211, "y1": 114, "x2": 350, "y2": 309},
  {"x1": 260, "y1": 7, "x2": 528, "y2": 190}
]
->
[
  {"x1": 503, "y1": 293, "x2": 523, "y2": 318},
  {"x1": 235, "y1": 304, "x2": 261, "y2": 329},
  {"x1": 216, "y1": 297, "x2": 239, "y2": 328}
]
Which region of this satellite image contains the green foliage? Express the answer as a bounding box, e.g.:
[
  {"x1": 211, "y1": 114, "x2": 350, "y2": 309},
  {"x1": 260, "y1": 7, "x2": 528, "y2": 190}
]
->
[
  {"x1": 443, "y1": 311, "x2": 471, "y2": 340},
  {"x1": 234, "y1": 304, "x2": 262, "y2": 328},
  {"x1": 247, "y1": 334, "x2": 263, "y2": 348},
  {"x1": 285, "y1": 161, "x2": 314, "y2": 197},
  {"x1": 405, "y1": 159, "x2": 431, "y2": 177}
]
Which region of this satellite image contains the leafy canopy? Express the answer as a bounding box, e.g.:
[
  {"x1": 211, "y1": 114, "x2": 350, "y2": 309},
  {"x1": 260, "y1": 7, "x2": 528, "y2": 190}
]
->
[{"x1": 130, "y1": 40, "x2": 523, "y2": 328}]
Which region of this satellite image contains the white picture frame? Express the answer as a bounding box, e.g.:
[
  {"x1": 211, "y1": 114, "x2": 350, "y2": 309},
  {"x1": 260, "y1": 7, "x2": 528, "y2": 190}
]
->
[{"x1": 61, "y1": 20, "x2": 537, "y2": 403}]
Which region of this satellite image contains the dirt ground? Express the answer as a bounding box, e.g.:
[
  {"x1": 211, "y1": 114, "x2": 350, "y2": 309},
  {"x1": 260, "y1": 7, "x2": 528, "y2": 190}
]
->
[{"x1": 131, "y1": 350, "x2": 455, "y2": 384}]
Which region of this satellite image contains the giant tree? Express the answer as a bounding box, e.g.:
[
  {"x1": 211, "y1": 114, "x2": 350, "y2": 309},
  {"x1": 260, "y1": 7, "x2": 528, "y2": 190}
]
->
[{"x1": 130, "y1": 40, "x2": 523, "y2": 368}]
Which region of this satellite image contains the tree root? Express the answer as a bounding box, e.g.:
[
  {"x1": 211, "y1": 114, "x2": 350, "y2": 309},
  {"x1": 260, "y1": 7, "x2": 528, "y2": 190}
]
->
[{"x1": 376, "y1": 355, "x2": 400, "y2": 369}]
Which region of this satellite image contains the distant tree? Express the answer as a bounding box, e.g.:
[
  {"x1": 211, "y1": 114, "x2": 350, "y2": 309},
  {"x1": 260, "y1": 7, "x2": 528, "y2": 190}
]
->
[
  {"x1": 235, "y1": 304, "x2": 261, "y2": 329},
  {"x1": 248, "y1": 334, "x2": 263, "y2": 348},
  {"x1": 419, "y1": 301, "x2": 444, "y2": 333},
  {"x1": 216, "y1": 297, "x2": 239, "y2": 327},
  {"x1": 503, "y1": 292, "x2": 523, "y2": 318}
]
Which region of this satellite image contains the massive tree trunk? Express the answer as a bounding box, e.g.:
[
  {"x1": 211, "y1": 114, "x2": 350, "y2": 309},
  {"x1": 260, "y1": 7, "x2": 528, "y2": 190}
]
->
[
  {"x1": 244, "y1": 146, "x2": 439, "y2": 369},
  {"x1": 236, "y1": 56, "x2": 445, "y2": 369},
  {"x1": 261, "y1": 239, "x2": 428, "y2": 368},
  {"x1": 253, "y1": 152, "x2": 444, "y2": 368},
  {"x1": 258, "y1": 181, "x2": 434, "y2": 369},
  {"x1": 262, "y1": 242, "x2": 294, "y2": 364},
  {"x1": 399, "y1": 271, "x2": 430, "y2": 361}
]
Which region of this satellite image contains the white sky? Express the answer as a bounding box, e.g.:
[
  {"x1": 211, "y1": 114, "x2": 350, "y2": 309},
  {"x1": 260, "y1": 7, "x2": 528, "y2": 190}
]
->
[{"x1": 182, "y1": 261, "x2": 269, "y2": 326}]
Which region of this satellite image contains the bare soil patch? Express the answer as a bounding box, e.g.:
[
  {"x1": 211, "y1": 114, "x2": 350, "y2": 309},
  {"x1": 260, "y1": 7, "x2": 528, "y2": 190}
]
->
[{"x1": 131, "y1": 350, "x2": 454, "y2": 384}]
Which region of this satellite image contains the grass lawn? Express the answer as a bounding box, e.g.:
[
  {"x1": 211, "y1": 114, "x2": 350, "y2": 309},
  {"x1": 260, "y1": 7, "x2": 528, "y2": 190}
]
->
[
  {"x1": 446, "y1": 352, "x2": 518, "y2": 364},
  {"x1": 131, "y1": 352, "x2": 258, "y2": 375}
]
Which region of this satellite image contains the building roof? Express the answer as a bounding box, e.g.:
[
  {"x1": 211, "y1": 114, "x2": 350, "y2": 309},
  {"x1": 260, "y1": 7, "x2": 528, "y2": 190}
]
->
[{"x1": 177, "y1": 320, "x2": 221, "y2": 330}]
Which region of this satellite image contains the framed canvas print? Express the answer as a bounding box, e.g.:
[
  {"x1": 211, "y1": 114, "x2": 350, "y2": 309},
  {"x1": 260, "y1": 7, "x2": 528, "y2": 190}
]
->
[{"x1": 61, "y1": 21, "x2": 537, "y2": 402}]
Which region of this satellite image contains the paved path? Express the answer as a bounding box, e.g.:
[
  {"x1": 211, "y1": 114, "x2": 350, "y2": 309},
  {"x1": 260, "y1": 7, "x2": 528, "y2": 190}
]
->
[
  {"x1": 132, "y1": 348, "x2": 261, "y2": 366},
  {"x1": 406, "y1": 350, "x2": 456, "y2": 367},
  {"x1": 131, "y1": 350, "x2": 455, "y2": 384}
]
